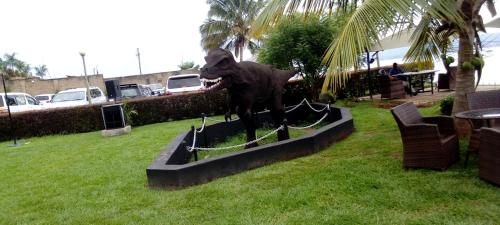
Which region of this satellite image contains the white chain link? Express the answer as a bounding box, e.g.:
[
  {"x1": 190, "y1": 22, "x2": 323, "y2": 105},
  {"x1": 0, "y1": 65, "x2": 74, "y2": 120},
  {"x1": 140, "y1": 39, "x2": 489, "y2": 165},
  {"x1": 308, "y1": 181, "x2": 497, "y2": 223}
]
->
[
  {"x1": 286, "y1": 98, "x2": 328, "y2": 113},
  {"x1": 188, "y1": 125, "x2": 284, "y2": 151},
  {"x1": 187, "y1": 99, "x2": 330, "y2": 152},
  {"x1": 285, "y1": 99, "x2": 306, "y2": 113},
  {"x1": 196, "y1": 117, "x2": 207, "y2": 133},
  {"x1": 288, "y1": 113, "x2": 329, "y2": 130}
]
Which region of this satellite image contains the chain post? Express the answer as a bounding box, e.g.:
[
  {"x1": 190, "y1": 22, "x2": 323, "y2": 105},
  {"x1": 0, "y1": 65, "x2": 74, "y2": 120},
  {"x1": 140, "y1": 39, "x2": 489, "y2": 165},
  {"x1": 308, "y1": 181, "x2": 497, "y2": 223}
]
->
[
  {"x1": 282, "y1": 119, "x2": 290, "y2": 140},
  {"x1": 190, "y1": 125, "x2": 198, "y2": 161}
]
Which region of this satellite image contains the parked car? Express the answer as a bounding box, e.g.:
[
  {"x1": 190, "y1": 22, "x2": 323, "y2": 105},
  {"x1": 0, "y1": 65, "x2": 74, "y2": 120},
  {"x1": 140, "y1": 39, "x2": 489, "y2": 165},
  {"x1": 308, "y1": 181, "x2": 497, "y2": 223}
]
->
[
  {"x1": 119, "y1": 84, "x2": 153, "y2": 99},
  {"x1": 165, "y1": 74, "x2": 204, "y2": 95},
  {"x1": 34, "y1": 94, "x2": 55, "y2": 105},
  {"x1": 46, "y1": 87, "x2": 106, "y2": 108},
  {"x1": 0, "y1": 92, "x2": 42, "y2": 113},
  {"x1": 147, "y1": 83, "x2": 166, "y2": 96}
]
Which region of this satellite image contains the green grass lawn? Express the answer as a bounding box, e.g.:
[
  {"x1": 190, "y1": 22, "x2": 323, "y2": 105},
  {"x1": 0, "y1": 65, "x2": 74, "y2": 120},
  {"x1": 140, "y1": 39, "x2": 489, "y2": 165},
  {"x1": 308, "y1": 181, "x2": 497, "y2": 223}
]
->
[{"x1": 1, "y1": 102, "x2": 499, "y2": 224}]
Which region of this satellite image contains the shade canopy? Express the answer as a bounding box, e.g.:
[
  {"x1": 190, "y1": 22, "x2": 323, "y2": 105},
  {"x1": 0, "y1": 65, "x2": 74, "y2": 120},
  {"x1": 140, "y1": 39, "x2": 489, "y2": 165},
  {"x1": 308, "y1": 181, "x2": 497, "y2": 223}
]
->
[
  {"x1": 485, "y1": 17, "x2": 500, "y2": 28},
  {"x1": 371, "y1": 28, "x2": 415, "y2": 52}
]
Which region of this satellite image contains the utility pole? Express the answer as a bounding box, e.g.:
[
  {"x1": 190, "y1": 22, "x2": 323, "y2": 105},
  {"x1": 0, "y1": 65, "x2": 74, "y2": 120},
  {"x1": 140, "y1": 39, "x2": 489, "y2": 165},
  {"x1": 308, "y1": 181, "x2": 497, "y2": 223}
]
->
[
  {"x1": 79, "y1": 52, "x2": 92, "y2": 104},
  {"x1": 136, "y1": 48, "x2": 142, "y2": 75}
]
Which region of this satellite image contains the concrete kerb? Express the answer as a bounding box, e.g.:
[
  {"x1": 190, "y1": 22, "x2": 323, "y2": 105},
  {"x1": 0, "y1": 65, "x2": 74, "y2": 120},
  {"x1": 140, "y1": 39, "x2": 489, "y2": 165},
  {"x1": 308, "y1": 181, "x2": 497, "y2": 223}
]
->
[{"x1": 146, "y1": 102, "x2": 354, "y2": 189}]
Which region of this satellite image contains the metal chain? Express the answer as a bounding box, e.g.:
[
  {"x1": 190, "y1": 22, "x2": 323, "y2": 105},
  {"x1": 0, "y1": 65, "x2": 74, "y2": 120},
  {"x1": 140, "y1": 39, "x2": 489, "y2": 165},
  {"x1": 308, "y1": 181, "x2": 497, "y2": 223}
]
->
[
  {"x1": 288, "y1": 113, "x2": 329, "y2": 130},
  {"x1": 196, "y1": 117, "x2": 207, "y2": 133},
  {"x1": 304, "y1": 99, "x2": 328, "y2": 113},
  {"x1": 187, "y1": 99, "x2": 330, "y2": 152},
  {"x1": 188, "y1": 125, "x2": 284, "y2": 151},
  {"x1": 285, "y1": 99, "x2": 306, "y2": 113},
  {"x1": 188, "y1": 130, "x2": 198, "y2": 152},
  {"x1": 286, "y1": 98, "x2": 328, "y2": 113}
]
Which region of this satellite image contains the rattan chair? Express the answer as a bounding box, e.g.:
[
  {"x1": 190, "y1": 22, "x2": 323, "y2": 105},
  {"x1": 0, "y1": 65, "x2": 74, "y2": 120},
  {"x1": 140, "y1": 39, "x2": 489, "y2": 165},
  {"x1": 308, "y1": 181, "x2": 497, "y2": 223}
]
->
[
  {"x1": 378, "y1": 75, "x2": 406, "y2": 99},
  {"x1": 391, "y1": 102, "x2": 459, "y2": 170},
  {"x1": 465, "y1": 90, "x2": 500, "y2": 167},
  {"x1": 478, "y1": 127, "x2": 500, "y2": 186}
]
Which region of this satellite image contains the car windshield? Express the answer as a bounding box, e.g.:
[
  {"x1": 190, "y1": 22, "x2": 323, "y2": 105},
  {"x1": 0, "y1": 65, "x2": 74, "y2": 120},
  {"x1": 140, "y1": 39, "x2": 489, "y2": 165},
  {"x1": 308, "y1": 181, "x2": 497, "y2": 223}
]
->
[
  {"x1": 121, "y1": 87, "x2": 140, "y2": 98},
  {"x1": 35, "y1": 96, "x2": 49, "y2": 101},
  {"x1": 149, "y1": 84, "x2": 163, "y2": 90},
  {"x1": 52, "y1": 91, "x2": 86, "y2": 102},
  {"x1": 168, "y1": 76, "x2": 201, "y2": 89}
]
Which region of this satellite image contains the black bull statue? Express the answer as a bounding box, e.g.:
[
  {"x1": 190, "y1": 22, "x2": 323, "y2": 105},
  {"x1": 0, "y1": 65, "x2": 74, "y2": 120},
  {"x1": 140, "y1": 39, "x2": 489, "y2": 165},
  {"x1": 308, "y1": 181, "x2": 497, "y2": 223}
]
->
[{"x1": 200, "y1": 48, "x2": 297, "y2": 148}]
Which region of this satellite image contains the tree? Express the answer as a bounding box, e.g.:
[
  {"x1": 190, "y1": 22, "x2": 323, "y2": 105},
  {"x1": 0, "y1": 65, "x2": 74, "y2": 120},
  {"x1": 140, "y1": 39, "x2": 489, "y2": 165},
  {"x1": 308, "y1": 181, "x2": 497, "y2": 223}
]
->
[
  {"x1": 253, "y1": 0, "x2": 495, "y2": 115},
  {"x1": 258, "y1": 14, "x2": 339, "y2": 100},
  {"x1": 200, "y1": 0, "x2": 264, "y2": 61},
  {"x1": 34, "y1": 65, "x2": 48, "y2": 78},
  {"x1": 0, "y1": 53, "x2": 32, "y2": 78},
  {"x1": 178, "y1": 61, "x2": 199, "y2": 70},
  {"x1": 404, "y1": 1, "x2": 496, "y2": 115}
]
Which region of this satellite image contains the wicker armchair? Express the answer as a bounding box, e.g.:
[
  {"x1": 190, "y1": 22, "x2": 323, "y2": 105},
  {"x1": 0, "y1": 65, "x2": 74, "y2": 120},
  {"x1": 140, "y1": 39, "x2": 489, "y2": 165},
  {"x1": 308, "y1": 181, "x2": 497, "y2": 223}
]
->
[
  {"x1": 378, "y1": 75, "x2": 406, "y2": 99},
  {"x1": 391, "y1": 102, "x2": 459, "y2": 170},
  {"x1": 478, "y1": 127, "x2": 500, "y2": 186},
  {"x1": 465, "y1": 90, "x2": 500, "y2": 167}
]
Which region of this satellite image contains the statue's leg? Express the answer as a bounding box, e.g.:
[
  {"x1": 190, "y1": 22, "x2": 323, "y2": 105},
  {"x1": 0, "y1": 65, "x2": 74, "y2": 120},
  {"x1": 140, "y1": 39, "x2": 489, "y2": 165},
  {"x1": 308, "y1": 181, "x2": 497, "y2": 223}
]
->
[
  {"x1": 270, "y1": 96, "x2": 289, "y2": 141},
  {"x1": 237, "y1": 107, "x2": 258, "y2": 149}
]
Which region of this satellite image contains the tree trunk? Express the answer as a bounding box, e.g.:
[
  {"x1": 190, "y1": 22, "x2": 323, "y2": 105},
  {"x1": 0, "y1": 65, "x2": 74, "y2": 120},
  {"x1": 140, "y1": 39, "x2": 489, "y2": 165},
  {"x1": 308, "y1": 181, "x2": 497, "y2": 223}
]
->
[
  {"x1": 452, "y1": 1, "x2": 477, "y2": 136},
  {"x1": 240, "y1": 46, "x2": 243, "y2": 62}
]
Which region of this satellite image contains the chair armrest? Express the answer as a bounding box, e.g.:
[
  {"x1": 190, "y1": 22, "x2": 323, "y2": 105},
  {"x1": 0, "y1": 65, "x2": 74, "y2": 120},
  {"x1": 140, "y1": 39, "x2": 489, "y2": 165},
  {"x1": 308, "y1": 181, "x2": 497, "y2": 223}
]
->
[
  {"x1": 423, "y1": 116, "x2": 456, "y2": 135},
  {"x1": 405, "y1": 123, "x2": 440, "y2": 137}
]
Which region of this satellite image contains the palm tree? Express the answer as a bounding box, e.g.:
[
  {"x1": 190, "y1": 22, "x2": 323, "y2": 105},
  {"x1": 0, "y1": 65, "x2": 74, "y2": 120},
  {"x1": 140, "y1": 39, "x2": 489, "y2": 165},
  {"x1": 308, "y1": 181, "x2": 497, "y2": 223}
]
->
[
  {"x1": 15, "y1": 61, "x2": 31, "y2": 77},
  {"x1": 1, "y1": 53, "x2": 32, "y2": 77},
  {"x1": 253, "y1": 0, "x2": 496, "y2": 115},
  {"x1": 34, "y1": 65, "x2": 48, "y2": 78},
  {"x1": 3, "y1": 53, "x2": 18, "y2": 69},
  {"x1": 200, "y1": 0, "x2": 265, "y2": 61}
]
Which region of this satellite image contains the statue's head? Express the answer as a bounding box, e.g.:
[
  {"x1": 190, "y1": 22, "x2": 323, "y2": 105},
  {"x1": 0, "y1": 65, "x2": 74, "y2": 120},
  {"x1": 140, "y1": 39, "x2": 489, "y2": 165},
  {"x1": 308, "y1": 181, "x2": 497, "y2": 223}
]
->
[{"x1": 200, "y1": 48, "x2": 238, "y2": 90}]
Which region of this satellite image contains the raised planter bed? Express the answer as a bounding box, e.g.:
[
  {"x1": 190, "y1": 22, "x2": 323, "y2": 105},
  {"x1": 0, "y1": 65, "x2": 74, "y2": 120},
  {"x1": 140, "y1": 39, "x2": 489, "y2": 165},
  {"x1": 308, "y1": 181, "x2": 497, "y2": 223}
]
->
[{"x1": 147, "y1": 102, "x2": 354, "y2": 189}]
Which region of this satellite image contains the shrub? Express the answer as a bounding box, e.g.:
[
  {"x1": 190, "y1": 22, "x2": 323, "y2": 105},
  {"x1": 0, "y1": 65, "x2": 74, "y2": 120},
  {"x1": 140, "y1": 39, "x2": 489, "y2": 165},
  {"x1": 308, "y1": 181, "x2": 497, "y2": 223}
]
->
[
  {"x1": 440, "y1": 96, "x2": 454, "y2": 116},
  {"x1": 445, "y1": 56, "x2": 455, "y2": 65},
  {"x1": 0, "y1": 91, "x2": 228, "y2": 141}
]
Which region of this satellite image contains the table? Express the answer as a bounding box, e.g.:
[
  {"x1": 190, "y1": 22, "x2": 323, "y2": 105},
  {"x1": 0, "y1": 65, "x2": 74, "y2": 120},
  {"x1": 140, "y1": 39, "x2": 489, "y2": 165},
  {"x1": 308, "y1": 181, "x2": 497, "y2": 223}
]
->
[
  {"x1": 395, "y1": 69, "x2": 439, "y2": 95},
  {"x1": 455, "y1": 108, "x2": 500, "y2": 167},
  {"x1": 455, "y1": 108, "x2": 500, "y2": 128}
]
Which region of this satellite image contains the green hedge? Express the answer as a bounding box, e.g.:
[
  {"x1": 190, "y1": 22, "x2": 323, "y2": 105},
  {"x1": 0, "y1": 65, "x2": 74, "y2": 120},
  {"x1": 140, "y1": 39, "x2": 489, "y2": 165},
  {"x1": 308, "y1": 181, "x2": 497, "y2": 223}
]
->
[{"x1": 0, "y1": 91, "x2": 229, "y2": 141}]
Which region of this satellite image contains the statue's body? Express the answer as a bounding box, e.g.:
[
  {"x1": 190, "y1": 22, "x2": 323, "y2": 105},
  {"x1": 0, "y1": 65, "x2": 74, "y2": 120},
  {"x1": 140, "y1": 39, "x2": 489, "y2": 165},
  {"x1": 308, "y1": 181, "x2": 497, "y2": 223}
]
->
[{"x1": 200, "y1": 48, "x2": 296, "y2": 148}]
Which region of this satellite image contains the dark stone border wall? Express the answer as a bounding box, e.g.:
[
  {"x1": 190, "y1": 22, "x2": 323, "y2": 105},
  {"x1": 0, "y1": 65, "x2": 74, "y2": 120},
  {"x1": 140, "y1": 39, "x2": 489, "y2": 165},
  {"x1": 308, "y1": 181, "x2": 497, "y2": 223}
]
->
[{"x1": 146, "y1": 103, "x2": 354, "y2": 189}]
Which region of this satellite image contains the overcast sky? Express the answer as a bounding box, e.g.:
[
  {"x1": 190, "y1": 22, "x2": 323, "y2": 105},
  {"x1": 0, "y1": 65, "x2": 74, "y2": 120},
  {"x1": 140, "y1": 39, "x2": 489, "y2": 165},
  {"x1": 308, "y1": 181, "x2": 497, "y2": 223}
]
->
[
  {"x1": 1, "y1": 0, "x2": 499, "y2": 79},
  {"x1": 0, "y1": 0, "x2": 210, "y2": 78}
]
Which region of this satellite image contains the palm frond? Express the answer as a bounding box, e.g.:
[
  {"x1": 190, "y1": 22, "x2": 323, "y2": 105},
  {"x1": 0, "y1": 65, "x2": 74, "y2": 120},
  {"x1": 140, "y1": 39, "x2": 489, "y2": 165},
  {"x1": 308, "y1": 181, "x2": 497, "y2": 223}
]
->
[{"x1": 254, "y1": 0, "x2": 463, "y2": 93}]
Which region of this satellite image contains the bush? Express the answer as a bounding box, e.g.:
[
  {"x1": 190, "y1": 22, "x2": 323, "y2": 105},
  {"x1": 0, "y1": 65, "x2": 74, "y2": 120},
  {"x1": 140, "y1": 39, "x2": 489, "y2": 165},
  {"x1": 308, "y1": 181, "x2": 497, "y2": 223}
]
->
[
  {"x1": 440, "y1": 96, "x2": 454, "y2": 116},
  {"x1": 0, "y1": 91, "x2": 228, "y2": 141}
]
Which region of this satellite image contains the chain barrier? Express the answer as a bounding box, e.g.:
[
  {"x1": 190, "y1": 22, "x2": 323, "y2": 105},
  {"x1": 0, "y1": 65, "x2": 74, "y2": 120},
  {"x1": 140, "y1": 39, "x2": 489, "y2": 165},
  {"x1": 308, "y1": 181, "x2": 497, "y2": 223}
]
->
[
  {"x1": 288, "y1": 113, "x2": 329, "y2": 130},
  {"x1": 187, "y1": 99, "x2": 330, "y2": 152},
  {"x1": 187, "y1": 125, "x2": 284, "y2": 152},
  {"x1": 196, "y1": 117, "x2": 207, "y2": 133},
  {"x1": 285, "y1": 98, "x2": 329, "y2": 113}
]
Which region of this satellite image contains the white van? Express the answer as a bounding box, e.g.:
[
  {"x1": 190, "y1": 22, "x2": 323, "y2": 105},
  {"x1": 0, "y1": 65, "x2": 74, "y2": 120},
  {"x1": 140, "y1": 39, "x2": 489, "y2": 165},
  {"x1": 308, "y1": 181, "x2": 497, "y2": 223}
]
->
[
  {"x1": 165, "y1": 74, "x2": 204, "y2": 95},
  {"x1": 46, "y1": 87, "x2": 106, "y2": 109},
  {"x1": 35, "y1": 94, "x2": 55, "y2": 105},
  {"x1": 0, "y1": 92, "x2": 42, "y2": 113}
]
